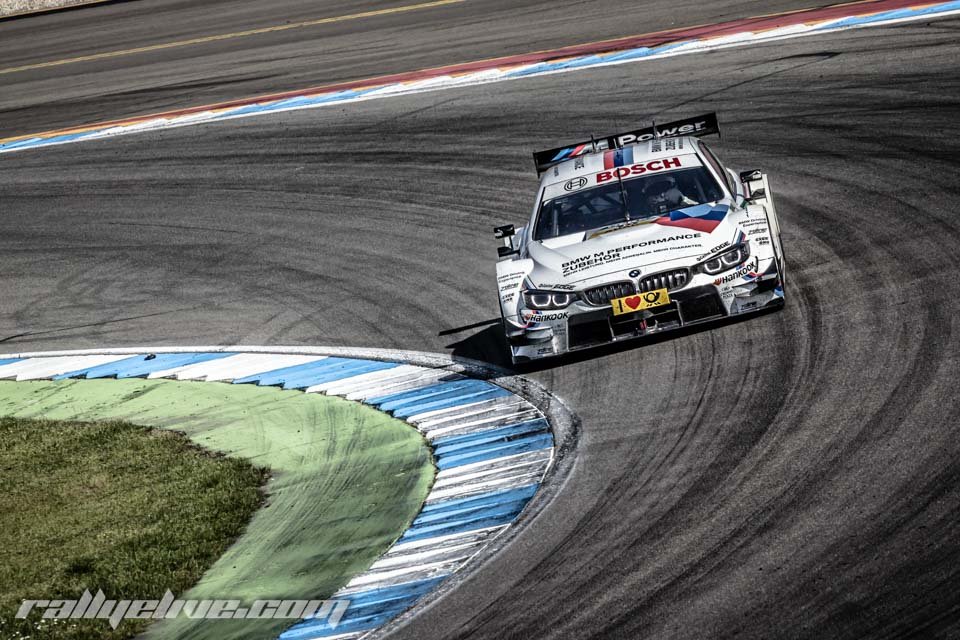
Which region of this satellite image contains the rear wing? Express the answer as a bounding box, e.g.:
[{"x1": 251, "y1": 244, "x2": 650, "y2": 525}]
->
[{"x1": 532, "y1": 112, "x2": 720, "y2": 175}]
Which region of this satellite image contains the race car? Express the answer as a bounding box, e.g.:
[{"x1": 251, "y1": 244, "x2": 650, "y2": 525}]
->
[{"x1": 495, "y1": 113, "x2": 785, "y2": 364}]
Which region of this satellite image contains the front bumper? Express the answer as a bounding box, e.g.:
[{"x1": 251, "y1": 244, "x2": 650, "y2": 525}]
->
[{"x1": 507, "y1": 269, "x2": 784, "y2": 363}]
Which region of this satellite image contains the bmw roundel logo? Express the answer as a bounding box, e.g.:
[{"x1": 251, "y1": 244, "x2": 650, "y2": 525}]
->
[
  {"x1": 563, "y1": 177, "x2": 588, "y2": 191},
  {"x1": 629, "y1": 269, "x2": 642, "y2": 278}
]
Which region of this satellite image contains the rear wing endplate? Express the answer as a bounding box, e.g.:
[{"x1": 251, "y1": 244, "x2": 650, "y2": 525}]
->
[{"x1": 532, "y1": 112, "x2": 720, "y2": 175}]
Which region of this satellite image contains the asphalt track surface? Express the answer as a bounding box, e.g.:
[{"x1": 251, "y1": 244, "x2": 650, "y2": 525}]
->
[
  {"x1": 2, "y1": 0, "x2": 833, "y2": 138},
  {"x1": 3, "y1": 2, "x2": 960, "y2": 640}
]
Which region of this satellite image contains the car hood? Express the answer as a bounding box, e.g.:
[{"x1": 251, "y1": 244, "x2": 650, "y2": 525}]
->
[{"x1": 526, "y1": 201, "x2": 736, "y2": 287}]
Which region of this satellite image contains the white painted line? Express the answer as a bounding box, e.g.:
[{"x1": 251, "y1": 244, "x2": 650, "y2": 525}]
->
[
  {"x1": 306, "y1": 364, "x2": 427, "y2": 394},
  {"x1": 148, "y1": 353, "x2": 325, "y2": 381},
  {"x1": 344, "y1": 370, "x2": 461, "y2": 401},
  {"x1": 435, "y1": 448, "x2": 552, "y2": 481},
  {"x1": 422, "y1": 408, "x2": 542, "y2": 439},
  {"x1": 384, "y1": 525, "x2": 506, "y2": 556},
  {"x1": 404, "y1": 396, "x2": 524, "y2": 424},
  {"x1": 432, "y1": 458, "x2": 550, "y2": 489},
  {"x1": 0, "y1": 355, "x2": 132, "y2": 380},
  {"x1": 344, "y1": 558, "x2": 460, "y2": 589},
  {"x1": 367, "y1": 543, "x2": 480, "y2": 570},
  {"x1": 426, "y1": 475, "x2": 544, "y2": 503},
  {"x1": 412, "y1": 397, "x2": 532, "y2": 429}
]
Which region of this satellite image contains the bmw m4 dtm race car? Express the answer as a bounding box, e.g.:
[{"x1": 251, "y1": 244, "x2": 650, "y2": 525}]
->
[{"x1": 495, "y1": 113, "x2": 785, "y2": 364}]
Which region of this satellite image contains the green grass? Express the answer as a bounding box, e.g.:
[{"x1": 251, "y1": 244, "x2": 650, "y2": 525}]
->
[
  {"x1": 0, "y1": 417, "x2": 269, "y2": 640},
  {"x1": 0, "y1": 379, "x2": 434, "y2": 640}
]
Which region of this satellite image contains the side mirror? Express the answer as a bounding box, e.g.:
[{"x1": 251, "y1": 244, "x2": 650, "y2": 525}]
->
[
  {"x1": 739, "y1": 169, "x2": 762, "y2": 182},
  {"x1": 498, "y1": 245, "x2": 520, "y2": 258},
  {"x1": 494, "y1": 224, "x2": 515, "y2": 239}
]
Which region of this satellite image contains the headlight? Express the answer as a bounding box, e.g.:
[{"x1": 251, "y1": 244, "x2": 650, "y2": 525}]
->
[
  {"x1": 701, "y1": 242, "x2": 750, "y2": 275},
  {"x1": 522, "y1": 290, "x2": 577, "y2": 309}
]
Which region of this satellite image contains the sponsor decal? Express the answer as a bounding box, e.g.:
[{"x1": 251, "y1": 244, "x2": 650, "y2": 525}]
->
[
  {"x1": 713, "y1": 257, "x2": 759, "y2": 285},
  {"x1": 654, "y1": 203, "x2": 728, "y2": 233},
  {"x1": 696, "y1": 240, "x2": 730, "y2": 261},
  {"x1": 560, "y1": 233, "x2": 701, "y2": 276},
  {"x1": 602, "y1": 147, "x2": 635, "y2": 170},
  {"x1": 520, "y1": 311, "x2": 570, "y2": 329},
  {"x1": 614, "y1": 119, "x2": 713, "y2": 147},
  {"x1": 747, "y1": 228, "x2": 767, "y2": 235},
  {"x1": 536, "y1": 283, "x2": 576, "y2": 290},
  {"x1": 613, "y1": 234, "x2": 701, "y2": 252},
  {"x1": 537, "y1": 115, "x2": 719, "y2": 170},
  {"x1": 522, "y1": 311, "x2": 568, "y2": 323},
  {"x1": 564, "y1": 177, "x2": 588, "y2": 191},
  {"x1": 596, "y1": 157, "x2": 682, "y2": 184},
  {"x1": 611, "y1": 288, "x2": 670, "y2": 316}
]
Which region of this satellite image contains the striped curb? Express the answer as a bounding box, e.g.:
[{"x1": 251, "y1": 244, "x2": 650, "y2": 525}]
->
[
  {"x1": 0, "y1": 346, "x2": 577, "y2": 640},
  {"x1": 1, "y1": 0, "x2": 959, "y2": 154}
]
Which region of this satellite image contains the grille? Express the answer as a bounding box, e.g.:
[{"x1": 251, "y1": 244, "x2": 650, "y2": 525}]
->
[
  {"x1": 583, "y1": 281, "x2": 636, "y2": 306},
  {"x1": 638, "y1": 268, "x2": 690, "y2": 293}
]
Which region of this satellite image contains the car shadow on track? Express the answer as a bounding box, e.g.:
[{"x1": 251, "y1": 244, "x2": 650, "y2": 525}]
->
[{"x1": 445, "y1": 303, "x2": 785, "y2": 375}]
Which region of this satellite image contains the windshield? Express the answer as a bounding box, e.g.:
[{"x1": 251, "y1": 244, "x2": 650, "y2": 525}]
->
[{"x1": 533, "y1": 167, "x2": 724, "y2": 240}]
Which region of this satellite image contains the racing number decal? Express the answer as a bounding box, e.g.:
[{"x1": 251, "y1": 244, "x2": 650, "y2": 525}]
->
[{"x1": 611, "y1": 289, "x2": 670, "y2": 316}]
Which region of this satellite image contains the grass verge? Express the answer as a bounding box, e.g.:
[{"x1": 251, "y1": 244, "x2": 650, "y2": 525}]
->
[
  {"x1": 0, "y1": 379, "x2": 434, "y2": 640},
  {"x1": 0, "y1": 417, "x2": 268, "y2": 640}
]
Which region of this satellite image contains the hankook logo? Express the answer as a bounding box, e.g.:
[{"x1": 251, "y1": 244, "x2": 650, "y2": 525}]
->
[{"x1": 564, "y1": 177, "x2": 588, "y2": 191}]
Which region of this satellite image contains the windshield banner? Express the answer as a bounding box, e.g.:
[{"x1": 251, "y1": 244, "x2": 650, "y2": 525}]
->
[{"x1": 542, "y1": 154, "x2": 702, "y2": 201}]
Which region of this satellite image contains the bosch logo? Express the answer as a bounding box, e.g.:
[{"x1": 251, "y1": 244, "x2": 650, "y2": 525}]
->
[
  {"x1": 629, "y1": 269, "x2": 642, "y2": 278},
  {"x1": 563, "y1": 177, "x2": 588, "y2": 191}
]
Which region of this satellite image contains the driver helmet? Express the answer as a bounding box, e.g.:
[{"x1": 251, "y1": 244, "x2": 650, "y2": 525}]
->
[{"x1": 645, "y1": 175, "x2": 681, "y2": 208}]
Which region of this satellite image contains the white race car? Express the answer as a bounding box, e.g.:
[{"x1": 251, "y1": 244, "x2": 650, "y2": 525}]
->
[{"x1": 495, "y1": 113, "x2": 785, "y2": 364}]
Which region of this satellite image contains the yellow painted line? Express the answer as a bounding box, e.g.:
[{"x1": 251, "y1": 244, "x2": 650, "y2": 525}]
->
[
  {"x1": 0, "y1": 0, "x2": 465, "y2": 76},
  {"x1": 0, "y1": 0, "x2": 934, "y2": 146}
]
